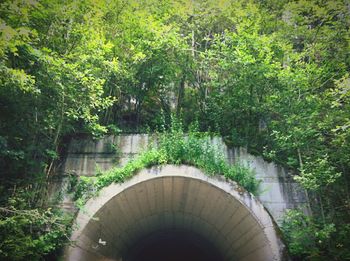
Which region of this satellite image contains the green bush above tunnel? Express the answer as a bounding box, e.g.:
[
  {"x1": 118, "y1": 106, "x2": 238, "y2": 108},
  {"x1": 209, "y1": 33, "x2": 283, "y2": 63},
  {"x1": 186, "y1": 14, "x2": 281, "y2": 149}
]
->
[{"x1": 74, "y1": 125, "x2": 259, "y2": 207}]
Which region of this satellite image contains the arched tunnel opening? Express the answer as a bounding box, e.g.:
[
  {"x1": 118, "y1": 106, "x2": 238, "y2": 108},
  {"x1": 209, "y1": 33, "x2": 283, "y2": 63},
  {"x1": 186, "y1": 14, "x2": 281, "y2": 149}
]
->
[{"x1": 65, "y1": 165, "x2": 285, "y2": 261}]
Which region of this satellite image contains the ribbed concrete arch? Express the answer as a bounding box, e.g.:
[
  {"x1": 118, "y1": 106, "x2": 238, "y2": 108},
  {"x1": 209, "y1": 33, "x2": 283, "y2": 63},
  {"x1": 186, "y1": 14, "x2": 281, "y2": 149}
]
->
[{"x1": 64, "y1": 165, "x2": 287, "y2": 261}]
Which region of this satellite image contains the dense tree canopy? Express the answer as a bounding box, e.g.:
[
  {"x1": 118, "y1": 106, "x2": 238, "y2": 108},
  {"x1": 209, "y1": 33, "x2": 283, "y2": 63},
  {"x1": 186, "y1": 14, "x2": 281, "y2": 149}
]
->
[{"x1": 0, "y1": 0, "x2": 349, "y2": 260}]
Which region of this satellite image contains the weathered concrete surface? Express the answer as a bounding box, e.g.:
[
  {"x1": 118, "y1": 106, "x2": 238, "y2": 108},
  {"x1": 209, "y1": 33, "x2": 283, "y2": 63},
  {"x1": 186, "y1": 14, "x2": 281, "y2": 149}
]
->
[
  {"x1": 60, "y1": 134, "x2": 309, "y2": 223},
  {"x1": 64, "y1": 165, "x2": 287, "y2": 261}
]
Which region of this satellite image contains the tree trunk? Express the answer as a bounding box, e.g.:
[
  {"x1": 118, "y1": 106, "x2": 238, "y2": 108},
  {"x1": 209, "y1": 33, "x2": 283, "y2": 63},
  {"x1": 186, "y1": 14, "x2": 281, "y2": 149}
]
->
[{"x1": 176, "y1": 76, "x2": 185, "y2": 116}]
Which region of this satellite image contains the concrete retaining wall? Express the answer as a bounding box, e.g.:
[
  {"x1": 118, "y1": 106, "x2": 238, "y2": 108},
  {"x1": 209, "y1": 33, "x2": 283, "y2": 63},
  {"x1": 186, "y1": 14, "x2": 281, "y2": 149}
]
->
[{"x1": 57, "y1": 134, "x2": 309, "y2": 224}]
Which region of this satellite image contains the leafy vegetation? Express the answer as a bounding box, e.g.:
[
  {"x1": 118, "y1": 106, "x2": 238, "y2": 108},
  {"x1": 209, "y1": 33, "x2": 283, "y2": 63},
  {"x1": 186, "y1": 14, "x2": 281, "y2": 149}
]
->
[
  {"x1": 1, "y1": 0, "x2": 350, "y2": 259},
  {"x1": 75, "y1": 120, "x2": 258, "y2": 206},
  {"x1": 0, "y1": 189, "x2": 72, "y2": 261},
  {"x1": 282, "y1": 209, "x2": 350, "y2": 260}
]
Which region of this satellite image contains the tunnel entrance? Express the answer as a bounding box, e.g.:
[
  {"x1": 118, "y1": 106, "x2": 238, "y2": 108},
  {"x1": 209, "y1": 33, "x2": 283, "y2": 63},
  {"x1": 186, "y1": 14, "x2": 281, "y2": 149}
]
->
[
  {"x1": 65, "y1": 165, "x2": 285, "y2": 261},
  {"x1": 126, "y1": 229, "x2": 224, "y2": 261}
]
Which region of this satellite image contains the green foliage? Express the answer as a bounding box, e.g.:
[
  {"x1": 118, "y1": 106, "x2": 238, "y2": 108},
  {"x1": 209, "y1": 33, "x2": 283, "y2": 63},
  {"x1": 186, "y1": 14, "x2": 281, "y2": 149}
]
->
[
  {"x1": 282, "y1": 209, "x2": 350, "y2": 260},
  {"x1": 107, "y1": 124, "x2": 122, "y2": 135},
  {"x1": 157, "y1": 119, "x2": 259, "y2": 192},
  {"x1": 74, "y1": 121, "x2": 258, "y2": 205},
  {"x1": 1, "y1": 0, "x2": 350, "y2": 259},
  {"x1": 0, "y1": 193, "x2": 72, "y2": 261},
  {"x1": 0, "y1": 1, "x2": 118, "y2": 256},
  {"x1": 295, "y1": 155, "x2": 341, "y2": 191}
]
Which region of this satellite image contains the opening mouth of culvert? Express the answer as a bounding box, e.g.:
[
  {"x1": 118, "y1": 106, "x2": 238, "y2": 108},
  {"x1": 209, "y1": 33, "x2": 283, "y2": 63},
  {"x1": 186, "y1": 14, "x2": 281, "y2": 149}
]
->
[{"x1": 68, "y1": 170, "x2": 282, "y2": 261}]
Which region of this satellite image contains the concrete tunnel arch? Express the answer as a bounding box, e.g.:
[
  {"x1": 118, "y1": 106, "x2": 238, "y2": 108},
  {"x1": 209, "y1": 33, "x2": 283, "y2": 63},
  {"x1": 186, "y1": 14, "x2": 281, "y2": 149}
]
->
[{"x1": 64, "y1": 164, "x2": 287, "y2": 261}]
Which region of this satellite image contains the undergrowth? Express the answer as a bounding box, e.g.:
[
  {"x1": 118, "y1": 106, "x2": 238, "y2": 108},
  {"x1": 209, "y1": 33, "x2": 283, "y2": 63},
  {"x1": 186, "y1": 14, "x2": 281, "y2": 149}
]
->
[
  {"x1": 74, "y1": 121, "x2": 259, "y2": 207},
  {"x1": 0, "y1": 191, "x2": 72, "y2": 261}
]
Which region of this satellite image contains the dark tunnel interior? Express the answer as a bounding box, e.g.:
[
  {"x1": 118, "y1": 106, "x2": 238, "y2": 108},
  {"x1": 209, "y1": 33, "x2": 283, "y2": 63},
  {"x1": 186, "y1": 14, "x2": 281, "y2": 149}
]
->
[{"x1": 125, "y1": 229, "x2": 224, "y2": 261}]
